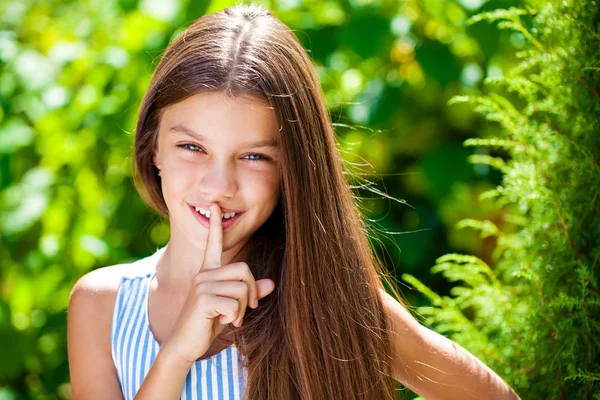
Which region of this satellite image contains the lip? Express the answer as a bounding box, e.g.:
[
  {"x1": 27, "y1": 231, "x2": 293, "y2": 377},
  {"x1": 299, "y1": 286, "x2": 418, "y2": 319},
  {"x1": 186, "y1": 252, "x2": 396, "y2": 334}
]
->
[
  {"x1": 189, "y1": 204, "x2": 243, "y2": 230},
  {"x1": 189, "y1": 204, "x2": 244, "y2": 213}
]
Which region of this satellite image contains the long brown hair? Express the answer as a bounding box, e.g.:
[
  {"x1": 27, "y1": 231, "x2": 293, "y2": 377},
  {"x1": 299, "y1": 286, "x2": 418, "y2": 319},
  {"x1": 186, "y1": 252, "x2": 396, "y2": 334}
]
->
[{"x1": 133, "y1": 4, "x2": 402, "y2": 399}]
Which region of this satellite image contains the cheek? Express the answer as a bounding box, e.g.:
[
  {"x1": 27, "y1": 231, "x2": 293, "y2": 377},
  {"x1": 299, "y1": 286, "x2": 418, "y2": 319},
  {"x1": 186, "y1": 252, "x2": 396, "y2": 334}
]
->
[
  {"x1": 160, "y1": 164, "x2": 197, "y2": 202},
  {"x1": 239, "y1": 173, "x2": 280, "y2": 215},
  {"x1": 242, "y1": 170, "x2": 280, "y2": 196},
  {"x1": 164, "y1": 158, "x2": 199, "y2": 183}
]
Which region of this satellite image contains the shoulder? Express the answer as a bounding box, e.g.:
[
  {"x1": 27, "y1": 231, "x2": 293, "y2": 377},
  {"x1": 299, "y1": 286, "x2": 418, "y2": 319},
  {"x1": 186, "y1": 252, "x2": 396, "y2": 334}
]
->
[
  {"x1": 68, "y1": 251, "x2": 159, "y2": 336},
  {"x1": 67, "y1": 249, "x2": 162, "y2": 398},
  {"x1": 68, "y1": 258, "x2": 154, "y2": 317},
  {"x1": 68, "y1": 263, "x2": 133, "y2": 338},
  {"x1": 69, "y1": 253, "x2": 157, "y2": 308},
  {"x1": 67, "y1": 263, "x2": 136, "y2": 398},
  {"x1": 69, "y1": 264, "x2": 128, "y2": 308}
]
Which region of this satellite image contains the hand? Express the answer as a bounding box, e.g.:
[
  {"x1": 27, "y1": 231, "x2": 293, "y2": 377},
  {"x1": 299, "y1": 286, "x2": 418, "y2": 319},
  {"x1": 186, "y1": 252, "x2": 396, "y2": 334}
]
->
[{"x1": 162, "y1": 203, "x2": 276, "y2": 365}]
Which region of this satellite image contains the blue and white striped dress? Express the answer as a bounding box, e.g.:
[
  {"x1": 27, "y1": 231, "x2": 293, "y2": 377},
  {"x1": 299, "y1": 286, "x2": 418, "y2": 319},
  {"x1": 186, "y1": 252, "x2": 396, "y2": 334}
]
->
[{"x1": 110, "y1": 247, "x2": 246, "y2": 399}]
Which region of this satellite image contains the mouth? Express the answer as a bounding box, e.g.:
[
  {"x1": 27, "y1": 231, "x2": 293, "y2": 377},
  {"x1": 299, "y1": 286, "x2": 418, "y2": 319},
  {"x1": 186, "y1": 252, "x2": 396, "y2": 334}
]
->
[{"x1": 189, "y1": 204, "x2": 243, "y2": 229}]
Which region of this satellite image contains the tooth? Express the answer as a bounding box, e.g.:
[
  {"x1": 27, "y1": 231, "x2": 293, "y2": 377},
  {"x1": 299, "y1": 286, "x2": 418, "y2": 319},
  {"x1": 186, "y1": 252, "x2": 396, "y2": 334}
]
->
[{"x1": 194, "y1": 206, "x2": 239, "y2": 220}]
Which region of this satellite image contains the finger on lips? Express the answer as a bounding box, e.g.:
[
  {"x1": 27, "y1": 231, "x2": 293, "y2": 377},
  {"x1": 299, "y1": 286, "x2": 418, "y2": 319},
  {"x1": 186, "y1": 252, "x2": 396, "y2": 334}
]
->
[
  {"x1": 201, "y1": 203, "x2": 222, "y2": 271},
  {"x1": 197, "y1": 203, "x2": 268, "y2": 327}
]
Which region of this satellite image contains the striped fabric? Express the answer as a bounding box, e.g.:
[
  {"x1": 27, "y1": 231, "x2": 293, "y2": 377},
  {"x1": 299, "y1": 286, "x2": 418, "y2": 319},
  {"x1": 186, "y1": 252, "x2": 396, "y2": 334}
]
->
[{"x1": 110, "y1": 247, "x2": 246, "y2": 399}]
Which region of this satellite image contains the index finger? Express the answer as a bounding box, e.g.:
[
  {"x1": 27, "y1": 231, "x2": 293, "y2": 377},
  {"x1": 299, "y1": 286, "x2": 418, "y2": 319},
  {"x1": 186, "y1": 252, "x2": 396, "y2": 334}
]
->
[{"x1": 200, "y1": 203, "x2": 222, "y2": 270}]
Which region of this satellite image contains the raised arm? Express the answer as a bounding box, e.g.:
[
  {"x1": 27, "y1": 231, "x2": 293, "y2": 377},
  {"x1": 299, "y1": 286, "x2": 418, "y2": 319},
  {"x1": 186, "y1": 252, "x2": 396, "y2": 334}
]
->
[
  {"x1": 379, "y1": 289, "x2": 521, "y2": 400},
  {"x1": 68, "y1": 205, "x2": 275, "y2": 399}
]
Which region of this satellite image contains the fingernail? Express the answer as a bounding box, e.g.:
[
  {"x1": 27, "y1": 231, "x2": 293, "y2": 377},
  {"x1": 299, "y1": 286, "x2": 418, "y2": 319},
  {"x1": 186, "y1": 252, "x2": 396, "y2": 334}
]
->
[{"x1": 254, "y1": 299, "x2": 259, "y2": 308}]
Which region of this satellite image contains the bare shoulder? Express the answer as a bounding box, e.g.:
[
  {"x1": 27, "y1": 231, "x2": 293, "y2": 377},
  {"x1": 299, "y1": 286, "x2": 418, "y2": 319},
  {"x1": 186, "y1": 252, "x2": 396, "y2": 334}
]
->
[
  {"x1": 67, "y1": 263, "x2": 133, "y2": 399},
  {"x1": 70, "y1": 263, "x2": 129, "y2": 305},
  {"x1": 68, "y1": 263, "x2": 132, "y2": 325},
  {"x1": 67, "y1": 262, "x2": 140, "y2": 350}
]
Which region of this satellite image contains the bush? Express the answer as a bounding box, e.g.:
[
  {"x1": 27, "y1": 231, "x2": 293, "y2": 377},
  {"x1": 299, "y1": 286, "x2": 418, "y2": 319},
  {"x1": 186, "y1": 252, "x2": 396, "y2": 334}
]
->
[{"x1": 402, "y1": 1, "x2": 600, "y2": 398}]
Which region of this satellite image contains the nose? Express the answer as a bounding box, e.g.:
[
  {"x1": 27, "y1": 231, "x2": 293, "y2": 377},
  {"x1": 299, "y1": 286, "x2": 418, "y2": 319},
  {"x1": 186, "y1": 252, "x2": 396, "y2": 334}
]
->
[{"x1": 198, "y1": 160, "x2": 238, "y2": 199}]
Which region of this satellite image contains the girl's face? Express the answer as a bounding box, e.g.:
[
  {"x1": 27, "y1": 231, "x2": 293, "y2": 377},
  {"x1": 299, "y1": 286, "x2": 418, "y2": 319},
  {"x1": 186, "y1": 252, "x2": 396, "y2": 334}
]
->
[{"x1": 153, "y1": 91, "x2": 282, "y2": 253}]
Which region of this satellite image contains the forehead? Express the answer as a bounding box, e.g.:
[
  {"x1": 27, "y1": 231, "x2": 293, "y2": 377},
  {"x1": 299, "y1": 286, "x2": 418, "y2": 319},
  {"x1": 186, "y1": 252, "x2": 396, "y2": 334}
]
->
[{"x1": 160, "y1": 92, "x2": 280, "y2": 140}]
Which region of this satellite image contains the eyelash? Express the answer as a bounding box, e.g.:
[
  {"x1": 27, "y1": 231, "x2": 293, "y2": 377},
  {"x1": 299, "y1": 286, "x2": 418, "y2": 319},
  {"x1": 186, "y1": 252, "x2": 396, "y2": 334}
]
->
[{"x1": 177, "y1": 144, "x2": 271, "y2": 162}]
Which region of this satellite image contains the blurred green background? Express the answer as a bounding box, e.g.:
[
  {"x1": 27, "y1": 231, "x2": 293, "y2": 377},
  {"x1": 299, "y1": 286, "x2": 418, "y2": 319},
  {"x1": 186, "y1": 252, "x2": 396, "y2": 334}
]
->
[{"x1": 0, "y1": 0, "x2": 525, "y2": 397}]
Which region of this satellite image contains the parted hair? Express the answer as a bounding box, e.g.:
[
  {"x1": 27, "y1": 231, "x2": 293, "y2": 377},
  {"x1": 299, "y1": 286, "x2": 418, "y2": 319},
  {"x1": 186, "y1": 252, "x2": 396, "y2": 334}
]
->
[{"x1": 132, "y1": 4, "x2": 401, "y2": 399}]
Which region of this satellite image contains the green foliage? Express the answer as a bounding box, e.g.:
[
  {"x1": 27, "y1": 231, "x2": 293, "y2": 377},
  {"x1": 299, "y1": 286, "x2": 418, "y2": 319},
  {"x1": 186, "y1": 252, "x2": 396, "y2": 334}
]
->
[
  {"x1": 403, "y1": 0, "x2": 600, "y2": 398},
  {"x1": 2, "y1": 0, "x2": 577, "y2": 398}
]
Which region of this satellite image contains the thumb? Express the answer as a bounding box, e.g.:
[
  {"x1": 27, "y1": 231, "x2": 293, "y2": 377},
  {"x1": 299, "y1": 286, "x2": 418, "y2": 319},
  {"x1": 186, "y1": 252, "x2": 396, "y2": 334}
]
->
[{"x1": 256, "y1": 278, "x2": 276, "y2": 301}]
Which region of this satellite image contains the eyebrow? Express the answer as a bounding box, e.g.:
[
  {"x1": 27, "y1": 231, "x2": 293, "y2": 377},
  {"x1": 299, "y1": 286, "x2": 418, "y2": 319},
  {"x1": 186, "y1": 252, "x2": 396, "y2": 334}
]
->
[{"x1": 169, "y1": 124, "x2": 279, "y2": 149}]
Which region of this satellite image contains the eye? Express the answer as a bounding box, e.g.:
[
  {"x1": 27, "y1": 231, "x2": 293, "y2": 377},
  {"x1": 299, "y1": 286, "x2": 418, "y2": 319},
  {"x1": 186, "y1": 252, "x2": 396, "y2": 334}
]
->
[
  {"x1": 178, "y1": 143, "x2": 203, "y2": 153},
  {"x1": 244, "y1": 153, "x2": 271, "y2": 162},
  {"x1": 178, "y1": 144, "x2": 270, "y2": 163}
]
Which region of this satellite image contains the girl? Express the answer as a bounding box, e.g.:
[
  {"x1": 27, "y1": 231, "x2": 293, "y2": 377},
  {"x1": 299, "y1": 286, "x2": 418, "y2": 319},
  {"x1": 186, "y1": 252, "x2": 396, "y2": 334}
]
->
[{"x1": 67, "y1": 4, "x2": 521, "y2": 400}]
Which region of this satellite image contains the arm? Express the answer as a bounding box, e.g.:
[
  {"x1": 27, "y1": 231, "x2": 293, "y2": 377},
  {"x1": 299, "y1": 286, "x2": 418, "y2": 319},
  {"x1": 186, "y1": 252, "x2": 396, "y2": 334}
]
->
[
  {"x1": 379, "y1": 289, "x2": 521, "y2": 400},
  {"x1": 133, "y1": 341, "x2": 193, "y2": 398},
  {"x1": 68, "y1": 266, "x2": 194, "y2": 399}
]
